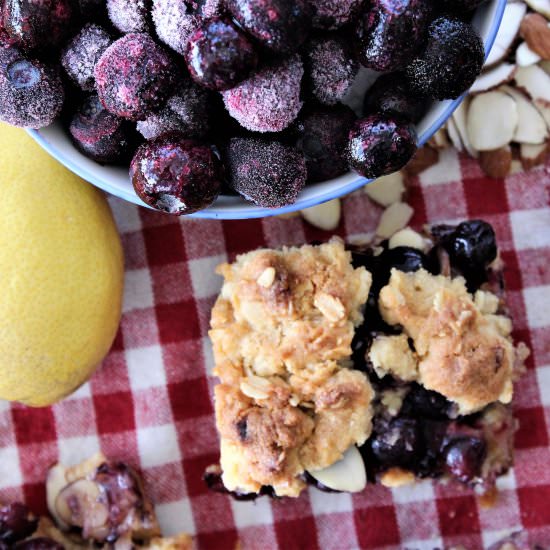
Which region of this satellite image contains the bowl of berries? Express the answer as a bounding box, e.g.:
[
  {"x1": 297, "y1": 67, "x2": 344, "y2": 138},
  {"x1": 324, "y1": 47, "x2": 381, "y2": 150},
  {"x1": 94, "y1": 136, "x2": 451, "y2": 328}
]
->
[{"x1": 1, "y1": 0, "x2": 506, "y2": 219}]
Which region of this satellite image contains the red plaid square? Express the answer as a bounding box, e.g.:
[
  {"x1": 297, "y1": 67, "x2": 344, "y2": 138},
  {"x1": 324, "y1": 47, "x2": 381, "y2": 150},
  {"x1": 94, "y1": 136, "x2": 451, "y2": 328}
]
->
[
  {"x1": 12, "y1": 406, "x2": 56, "y2": 445},
  {"x1": 143, "y1": 223, "x2": 187, "y2": 267},
  {"x1": 354, "y1": 505, "x2": 400, "y2": 547},
  {"x1": 436, "y1": 495, "x2": 481, "y2": 537},
  {"x1": 94, "y1": 391, "x2": 135, "y2": 434}
]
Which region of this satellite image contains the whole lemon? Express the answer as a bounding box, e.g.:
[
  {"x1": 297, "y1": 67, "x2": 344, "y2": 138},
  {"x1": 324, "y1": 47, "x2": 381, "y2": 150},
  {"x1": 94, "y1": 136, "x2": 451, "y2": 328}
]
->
[{"x1": 0, "y1": 124, "x2": 124, "y2": 406}]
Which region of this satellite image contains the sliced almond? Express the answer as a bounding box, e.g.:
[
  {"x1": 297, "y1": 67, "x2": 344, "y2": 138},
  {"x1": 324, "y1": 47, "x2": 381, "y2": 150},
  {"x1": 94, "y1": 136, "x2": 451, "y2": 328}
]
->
[
  {"x1": 534, "y1": 98, "x2": 550, "y2": 128},
  {"x1": 376, "y1": 202, "x2": 414, "y2": 239},
  {"x1": 525, "y1": 0, "x2": 550, "y2": 20},
  {"x1": 308, "y1": 446, "x2": 367, "y2": 493},
  {"x1": 428, "y1": 128, "x2": 450, "y2": 149},
  {"x1": 520, "y1": 141, "x2": 550, "y2": 169},
  {"x1": 447, "y1": 117, "x2": 464, "y2": 151},
  {"x1": 520, "y1": 13, "x2": 550, "y2": 59},
  {"x1": 301, "y1": 199, "x2": 341, "y2": 231},
  {"x1": 388, "y1": 227, "x2": 426, "y2": 250},
  {"x1": 55, "y1": 479, "x2": 108, "y2": 529},
  {"x1": 314, "y1": 292, "x2": 346, "y2": 323},
  {"x1": 485, "y1": 2, "x2": 527, "y2": 66},
  {"x1": 478, "y1": 147, "x2": 513, "y2": 179},
  {"x1": 466, "y1": 91, "x2": 519, "y2": 151},
  {"x1": 364, "y1": 171, "x2": 405, "y2": 207},
  {"x1": 257, "y1": 267, "x2": 276, "y2": 288},
  {"x1": 452, "y1": 98, "x2": 479, "y2": 158},
  {"x1": 47, "y1": 464, "x2": 70, "y2": 529},
  {"x1": 240, "y1": 376, "x2": 271, "y2": 400},
  {"x1": 470, "y1": 63, "x2": 516, "y2": 93},
  {"x1": 515, "y1": 64, "x2": 550, "y2": 105},
  {"x1": 500, "y1": 85, "x2": 549, "y2": 143},
  {"x1": 516, "y1": 41, "x2": 542, "y2": 67},
  {"x1": 403, "y1": 146, "x2": 439, "y2": 176}
]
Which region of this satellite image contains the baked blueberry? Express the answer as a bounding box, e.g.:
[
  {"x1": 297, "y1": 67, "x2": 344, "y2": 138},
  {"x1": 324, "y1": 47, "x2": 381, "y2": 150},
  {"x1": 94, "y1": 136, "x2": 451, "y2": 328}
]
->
[
  {"x1": 406, "y1": 16, "x2": 484, "y2": 100},
  {"x1": 70, "y1": 94, "x2": 137, "y2": 164},
  {"x1": 222, "y1": 55, "x2": 303, "y2": 133},
  {"x1": 444, "y1": 436, "x2": 486, "y2": 483},
  {"x1": 0, "y1": 44, "x2": 64, "y2": 128},
  {"x1": 130, "y1": 133, "x2": 223, "y2": 215},
  {"x1": 308, "y1": 0, "x2": 365, "y2": 30},
  {"x1": 305, "y1": 37, "x2": 358, "y2": 106},
  {"x1": 0, "y1": 503, "x2": 37, "y2": 544},
  {"x1": 2, "y1": 0, "x2": 74, "y2": 50},
  {"x1": 370, "y1": 417, "x2": 422, "y2": 468},
  {"x1": 363, "y1": 73, "x2": 427, "y2": 123},
  {"x1": 184, "y1": 18, "x2": 258, "y2": 91},
  {"x1": 347, "y1": 114, "x2": 417, "y2": 179},
  {"x1": 447, "y1": 220, "x2": 497, "y2": 272},
  {"x1": 355, "y1": 0, "x2": 432, "y2": 72},
  {"x1": 107, "y1": 0, "x2": 150, "y2": 33},
  {"x1": 61, "y1": 24, "x2": 112, "y2": 92},
  {"x1": 225, "y1": 0, "x2": 311, "y2": 53},
  {"x1": 227, "y1": 137, "x2": 307, "y2": 207},
  {"x1": 94, "y1": 33, "x2": 178, "y2": 121},
  {"x1": 294, "y1": 104, "x2": 356, "y2": 182}
]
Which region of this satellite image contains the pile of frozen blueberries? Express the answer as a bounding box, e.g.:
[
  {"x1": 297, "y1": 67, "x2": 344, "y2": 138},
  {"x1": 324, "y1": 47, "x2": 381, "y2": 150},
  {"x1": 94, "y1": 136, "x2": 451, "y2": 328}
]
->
[{"x1": 0, "y1": 0, "x2": 486, "y2": 214}]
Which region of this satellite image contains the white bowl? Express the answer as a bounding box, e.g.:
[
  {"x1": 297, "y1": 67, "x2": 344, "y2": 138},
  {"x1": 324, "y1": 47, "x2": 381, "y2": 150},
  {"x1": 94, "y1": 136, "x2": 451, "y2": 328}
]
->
[{"x1": 28, "y1": 0, "x2": 506, "y2": 220}]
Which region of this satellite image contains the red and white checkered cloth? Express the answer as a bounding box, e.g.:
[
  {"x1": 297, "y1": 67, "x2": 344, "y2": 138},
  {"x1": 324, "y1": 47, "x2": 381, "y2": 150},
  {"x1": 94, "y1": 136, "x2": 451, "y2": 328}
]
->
[{"x1": 1, "y1": 150, "x2": 549, "y2": 549}]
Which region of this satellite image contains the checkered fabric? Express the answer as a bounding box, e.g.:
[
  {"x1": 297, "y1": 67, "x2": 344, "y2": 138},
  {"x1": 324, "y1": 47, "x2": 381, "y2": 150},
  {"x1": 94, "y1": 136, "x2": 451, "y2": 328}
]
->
[{"x1": 1, "y1": 150, "x2": 549, "y2": 550}]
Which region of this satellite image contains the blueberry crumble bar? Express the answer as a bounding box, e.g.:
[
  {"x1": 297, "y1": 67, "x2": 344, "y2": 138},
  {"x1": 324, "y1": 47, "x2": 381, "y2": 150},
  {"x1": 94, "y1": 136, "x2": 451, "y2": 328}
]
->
[
  {"x1": 208, "y1": 221, "x2": 529, "y2": 498},
  {"x1": 0, "y1": 453, "x2": 192, "y2": 549}
]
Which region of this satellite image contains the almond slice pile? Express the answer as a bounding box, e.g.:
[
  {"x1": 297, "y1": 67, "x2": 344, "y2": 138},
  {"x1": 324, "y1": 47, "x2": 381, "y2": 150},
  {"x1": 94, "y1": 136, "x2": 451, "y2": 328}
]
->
[{"x1": 428, "y1": 0, "x2": 550, "y2": 178}]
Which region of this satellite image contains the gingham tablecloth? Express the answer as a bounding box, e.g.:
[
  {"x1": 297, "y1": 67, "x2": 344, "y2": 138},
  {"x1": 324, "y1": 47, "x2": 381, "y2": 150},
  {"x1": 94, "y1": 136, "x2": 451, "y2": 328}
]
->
[{"x1": 1, "y1": 150, "x2": 549, "y2": 549}]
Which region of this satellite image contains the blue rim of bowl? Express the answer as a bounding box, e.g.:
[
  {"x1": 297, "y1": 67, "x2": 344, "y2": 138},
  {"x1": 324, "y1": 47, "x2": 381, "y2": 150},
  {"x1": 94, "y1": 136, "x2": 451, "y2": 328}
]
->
[{"x1": 28, "y1": 0, "x2": 506, "y2": 220}]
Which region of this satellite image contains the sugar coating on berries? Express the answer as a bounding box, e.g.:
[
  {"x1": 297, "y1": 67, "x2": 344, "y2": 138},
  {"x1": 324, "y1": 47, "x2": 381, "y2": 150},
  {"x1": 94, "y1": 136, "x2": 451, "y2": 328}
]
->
[
  {"x1": 137, "y1": 80, "x2": 212, "y2": 139},
  {"x1": 2, "y1": 0, "x2": 75, "y2": 50},
  {"x1": 305, "y1": 37, "x2": 358, "y2": 106},
  {"x1": 70, "y1": 94, "x2": 136, "y2": 163},
  {"x1": 0, "y1": 44, "x2": 64, "y2": 128},
  {"x1": 355, "y1": 0, "x2": 432, "y2": 72},
  {"x1": 225, "y1": 0, "x2": 311, "y2": 53},
  {"x1": 184, "y1": 17, "x2": 258, "y2": 91},
  {"x1": 152, "y1": 0, "x2": 200, "y2": 55},
  {"x1": 61, "y1": 24, "x2": 112, "y2": 91},
  {"x1": 227, "y1": 138, "x2": 306, "y2": 207},
  {"x1": 364, "y1": 72, "x2": 426, "y2": 123},
  {"x1": 347, "y1": 114, "x2": 417, "y2": 179},
  {"x1": 107, "y1": 0, "x2": 150, "y2": 34},
  {"x1": 406, "y1": 16, "x2": 484, "y2": 100},
  {"x1": 308, "y1": 0, "x2": 364, "y2": 30},
  {"x1": 130, "y1": 134, "x2": 223, "y2": 215},
  {"x1": 294, "y1": 104, "x2": 356, "y2": 182},
  {"x1": 94, "y1": 33, "x2": 177, "y2": 121},
  {"x1": 222, "y1": 55, "x2": 303, "y2": 133}
]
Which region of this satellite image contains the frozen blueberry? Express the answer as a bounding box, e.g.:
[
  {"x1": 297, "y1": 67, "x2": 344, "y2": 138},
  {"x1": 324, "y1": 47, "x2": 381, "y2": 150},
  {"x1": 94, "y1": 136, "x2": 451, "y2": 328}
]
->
[
  {"x1": 94, "y1": 33, "x2": 178, "y2": 121},
  {"x1": 137, "y1": 81, "x2": 212, "y2": 140},
  {"x1": 305, "y1": 37, "x2": 358, "y2": 106},
  {"x1": 355, "y1": 0, "x2": 432, "y2": 72},
  {"x1": 225, "y1": 0, "x2": 311, "y2": 53},
  {"x1": 347, "y1": 114, "x2": 417, "y2": 179},
  {"x1": 152, "y1": 0, "x2": 223, "y2": 55},
  {"x1": 0, "y1": 44, "x2": 64, "y2": 128},
  {"x1": 107, "y1": 0, "x2": 150, "y2": 34},
  {"x1": 61, "y1": 24, "x2": 112, "y2": 92},
  {"x1": 363, "y1": 73, "x2": 427, "y2": 123},
  {"x1": 227, "y1": 137, "x2": 306, "y2": 208},
  {"x1": 14, "y1": 539, "x2": 64, "y2": 550},
  {"x1": 222, "y1": 55, "x2": 303, "y2": 133},
  {"x1": 2, "y1": 0, "x2": 75, "y2": 50},
  {"x1": 406, "y1": 16, "x2": 484, "y2": 100},
  {"x1": 0, "y1": 503, "x2": 37, "y2": 544},
  {"x1": 308, "y1": 0, "x2": 365, "y2": 30},
  {"x1": 130, "y1": 133, "x2": 223, "y2": 215},
  {"x1": 70, "y1": 94, "x2": 138, "y2": 164},
  {"x1": 184, "y1": 18, "x2": 258, "y2": 91},
  {"x1": 294, "y1": 104, "x2": 356, "y2": 182},
  {"x1": 444, "y1": 436, "x2": 486, "y2": 484}
]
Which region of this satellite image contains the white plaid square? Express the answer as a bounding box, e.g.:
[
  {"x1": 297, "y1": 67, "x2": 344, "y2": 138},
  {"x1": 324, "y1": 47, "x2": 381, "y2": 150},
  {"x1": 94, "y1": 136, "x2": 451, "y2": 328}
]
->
[
  {"x1": 523, "y1": 285, "x2": 550, "y2": 329},
  {"x1": 126, "y1": 345, "x2": 166, "y2": 390},
  {"x1": 108, "y1": 197, "x2": 142, "y2": 234},
  {"x1": 156, "y1": 498, "x2": 196, "y2": 536},
  {"x1": 137, "y1": 424, "x2": 181, "y2": 468},
  {"x1": 309, "y1": 488, "x2": 355, "y2": 515},
  {"x1": 392, "y1": 479, "x2": 436, "y2": 504},
  {"x1": 188, "y1": 254, "x2": 226, "y2": 299},
  {"x1": 536, "y1": 365, "x2": 550, "y2": 406},
  {"x1": 0, "y1": 445, "x2": 22, "y2": 489},
  {"x1": 231, "y1": 494, "x2": 274, "y2": 528},
  {"x1": 419, "y1": 148, "x2": 461, "y2": 186},
  {"x1": 57, "y1": 435, "x2": 101, "y2": 465},
  {"x1": 511, "y1": 209, "x2": 550, "y2": 250},
  {"x1": 123, "y1": 268, "x2": 154, "y2": 313}
]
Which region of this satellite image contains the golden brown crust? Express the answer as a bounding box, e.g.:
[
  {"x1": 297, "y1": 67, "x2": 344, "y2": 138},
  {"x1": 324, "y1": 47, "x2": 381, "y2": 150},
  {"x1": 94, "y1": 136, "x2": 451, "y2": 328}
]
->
[
  {"x1": 374, "y1": 269, "x2": 517, "y2": 414},
  {"x1": 210, "y1": 239, "x2": 374, "y2": 497}
]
